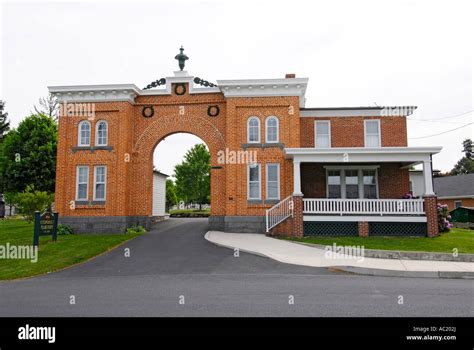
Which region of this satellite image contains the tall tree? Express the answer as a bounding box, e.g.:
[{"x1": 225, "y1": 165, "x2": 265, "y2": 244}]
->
[
  {"x1": 0, "y1": 114, "x2": 57, "y2": 193},
  {"x1": 174, "y1": 144, "x2": 210, "y2": 209},
  {"x1": 0, "y1": 100, "x2": 10, "y2": 141},
  {"x1": 33, "y1": 93, "x2": 59, "y2": 121},
  {"x1": 450, "y1": 138, "x2": 474, "y2": 175}
]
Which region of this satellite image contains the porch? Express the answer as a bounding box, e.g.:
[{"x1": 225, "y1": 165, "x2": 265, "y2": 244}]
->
[{"x1": 266, "y1": 147, "x2": 442, "y2": 237}]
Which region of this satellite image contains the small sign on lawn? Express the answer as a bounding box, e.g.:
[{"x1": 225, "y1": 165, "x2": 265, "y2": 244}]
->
[{"x1": 33, "y1": 211, "x2": 58, "y2": 246}]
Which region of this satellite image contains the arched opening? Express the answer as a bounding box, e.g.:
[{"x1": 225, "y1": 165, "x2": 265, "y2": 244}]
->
[
  {"x1": 151, "y1": 133, "x2": 210, "y2": 220},
  {"x1": 129, "y1": 114, "x2": 227, "y2": 222}
]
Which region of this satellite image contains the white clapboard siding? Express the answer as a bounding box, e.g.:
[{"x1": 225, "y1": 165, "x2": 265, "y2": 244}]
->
[{"x1": 152, "y1": 172, "x2": 168, "y2": 217}]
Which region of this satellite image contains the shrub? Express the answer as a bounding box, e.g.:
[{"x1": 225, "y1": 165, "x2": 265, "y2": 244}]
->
[
  {"x1": 437, "y1": 203, "x2": 453, "y2": 233},
  {"x1": 57, "y1": 224, "x2": 74, "y2": 235},
  {"x1": 126, "y1": 225, "x2": 146, "y2": 234},
  {"x1": 10, "y1": 185, "x2": 54, "y2": 222}
]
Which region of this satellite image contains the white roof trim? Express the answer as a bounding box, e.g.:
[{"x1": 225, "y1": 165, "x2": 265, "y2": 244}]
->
[
  {"x1": 300, "y1": 106, "x2": 417, "y2": 117},
  {"x1": 285, "y1": 147, "x2": 442, "y2": 163},
  {"x1": 49, "y1": 84, "x2": 141, "y2": 103},
  {"x1": 437, "y1": 195, "x2": 474, "y2": 200},
  {"x1": 217, "y1": 77, "x2": 309, "y2": 107}
]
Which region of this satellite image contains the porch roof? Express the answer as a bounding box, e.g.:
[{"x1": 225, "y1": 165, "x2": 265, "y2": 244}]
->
[{"x1": 284, "y1": 147, "x2": 442, "y2": 166}]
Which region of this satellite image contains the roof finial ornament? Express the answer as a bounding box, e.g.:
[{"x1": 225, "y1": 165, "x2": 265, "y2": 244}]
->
[{"x1": 175, "y1": 46, "x2": 189, "y2": 71}]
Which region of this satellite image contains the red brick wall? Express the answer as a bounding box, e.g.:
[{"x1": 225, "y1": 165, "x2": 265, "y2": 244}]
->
[
  {"x1": 438, "y1": 198, "x2": 474, "y2": 211},
  {"x1": 300, "y1": 116, "x2": 407, "y2": 148}
]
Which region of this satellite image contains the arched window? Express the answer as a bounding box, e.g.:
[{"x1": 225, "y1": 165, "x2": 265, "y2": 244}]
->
[
  {"x1": 96, "y1": 120, "x2": 108, "y2": 146},
  {"x1": 78, "y1": 120, "x2": 91, "y2": 146},
  {"x1": 265, "y1": 116, "x2": 279, "y2": 143},
  {"x1": 247, "y1": 117, "x2": 260, "y2": 143}
]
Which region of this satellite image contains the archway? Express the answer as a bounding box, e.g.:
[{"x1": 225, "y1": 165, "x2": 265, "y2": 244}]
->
[{"x1": 129, "y1": 114, "x2": 226, "y2": 219}]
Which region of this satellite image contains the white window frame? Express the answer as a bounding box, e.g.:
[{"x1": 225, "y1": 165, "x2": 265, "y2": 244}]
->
[
  {"x1": 247, "y1": 117, "x2": 261, "y2": 143},
  {"x1": 78, "y1": 120, "x2": 91, "y2": 146},
  {"x1": 76, "y1": 166, "x2": 89, "y2": 200},
  {"x1": 247, "y1": 163, "x2": 261, "y2": 200},
  {"x1": 265, "y1": 116, "x2": 279, "y2": 143},
  {"x1": 266, "y1": 163, "x2": 280, "y2": 200},
  {"x1": 454, "y1": 200, "x2": 462, "y2": 209},
  {"x1": 314, "y1": 120, "x2": 331, "y2": 148},
  {"x1": 324, "y1": 166, "x2": 379, "y2": 199},
  {"x1": 364, "y1": 119, "x2": 381, "y2": 148},
  {"x1": 93, "y1": 165, "x2": 107, "y2": 201},
  {"x1": 95, "y1": 120, "x2": 108, "y2": 146}
]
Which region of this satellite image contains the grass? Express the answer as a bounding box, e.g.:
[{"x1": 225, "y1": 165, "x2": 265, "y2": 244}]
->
[
  {"x1": 0, "y1": 219, "x2": 143, "y2": 280},
  {"x1": 169, "y1": 209, "x2": 210, "y2": 217},
  {"x1": 283, "y1": 228, "x2": 474, "y2": 254}
]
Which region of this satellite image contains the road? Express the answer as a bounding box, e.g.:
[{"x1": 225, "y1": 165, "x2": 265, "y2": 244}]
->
[{"x1": 0, "y1": 218, "x2": 472, "y2": 316}]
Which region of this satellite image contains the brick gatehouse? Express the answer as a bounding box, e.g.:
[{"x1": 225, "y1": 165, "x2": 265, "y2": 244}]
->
[{"x1": 50, "y1": 49, "x2": 441, "y2": 237}]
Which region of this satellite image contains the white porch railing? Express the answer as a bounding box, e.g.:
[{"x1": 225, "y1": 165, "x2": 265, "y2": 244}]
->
[
  {"x1": 265, "y1": 196, "x2": 294, "y2": 232},
  {"x1": 303, "y1": 198, "x2": 425, "y2": 215}
]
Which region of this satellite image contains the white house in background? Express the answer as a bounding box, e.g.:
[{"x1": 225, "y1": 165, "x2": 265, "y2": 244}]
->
[{"x1": 152, "y1": 170, "x2": 169, "y2": 219}]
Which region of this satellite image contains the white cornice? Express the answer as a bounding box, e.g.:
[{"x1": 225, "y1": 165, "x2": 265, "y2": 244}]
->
[
  {"x1": 49, "y1": 84, "x2": 141, "y2": 103},
  {"x1": 217, "y1": 78, "x2": 309, "y2": 107}
]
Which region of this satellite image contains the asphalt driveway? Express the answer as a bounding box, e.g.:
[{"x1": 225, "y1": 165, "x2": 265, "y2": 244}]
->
[{"x1": 0, "y1": 218, "x2": 472, "y2": 317}]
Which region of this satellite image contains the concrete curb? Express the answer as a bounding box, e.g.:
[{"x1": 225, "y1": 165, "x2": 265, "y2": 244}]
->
[
  {"x1": 291, "y1": 241, "x2": 474, "y2": 262},
  {"x1": 205, "y1": 232, "x2": 474, "y2": 280}
]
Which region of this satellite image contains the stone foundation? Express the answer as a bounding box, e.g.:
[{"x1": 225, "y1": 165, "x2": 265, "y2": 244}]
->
[{"x1": 59, "y1": 216, "x2": 153, "y2": 234}]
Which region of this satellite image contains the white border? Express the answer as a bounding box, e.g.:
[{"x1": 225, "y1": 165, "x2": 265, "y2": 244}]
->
[
  {"x1": 303, "y1": 215, "x2": 427, "y2": 222},
  {"x1": 314, "y1": 120, "x2": 331, "y2": 148}
]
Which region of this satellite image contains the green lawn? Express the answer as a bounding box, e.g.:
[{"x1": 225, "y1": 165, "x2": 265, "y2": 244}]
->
[
  {"x1": 169, "y1": 209, "x2": 210, "y2": 217},
  {"x1": 0, "y1": 219, "x2": 143, "y2": 280},
  {"x1": 284, "y1": 228, "x2": 474, "y2": 254}
]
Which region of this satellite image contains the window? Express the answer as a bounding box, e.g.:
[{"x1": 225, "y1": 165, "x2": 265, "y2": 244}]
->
[
  {"x1": 93, "y1": 166, "x2": 107, "y2": 201},
  {"x1": 265, "y1": 116, "x2": 279, "y2": 143},
  {"x1": 326, "y1": 167, "x2": 379, "y2": 199},
  {"x1": 364, "y1": 120, "x2": 380, "y2": 147},
  {"x1": 96, "y1": 121, "x2": 108, "y2": 146},
  {"x1": 266, "y1": 164, "x2": 280, "y2": 200},
  {"x1": 76, "y1": 166, "x2": 89, "y2": 200},
  {"x1": 345, "y1": 170, "x2": 359, "y2": 199},
  {"x1": 78, "y1": 121, "x2": 91, "y2": 146},
  {"x1": 247, "y1": 164, "x2": 261, "y2": 200},
  {"x1": 247, "y1": 117, "x2": 260, "y2": 143},
  {"x1": 327, "y1": 170, "x2": 341, "y2": 198},
  {"x1": 315, "y1": 121, "x2": 331, "y2": 148},
  {"x1": 363, "y1": 170, "x2": 377, "y2": 199},
  {"x1": 454, "y1": 200, "x2": 462, "y2": 209}
]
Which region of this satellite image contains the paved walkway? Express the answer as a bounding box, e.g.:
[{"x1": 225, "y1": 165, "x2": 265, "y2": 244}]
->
[{"x1": 205, "y1": 231, "x2": 474, "y2": 278}]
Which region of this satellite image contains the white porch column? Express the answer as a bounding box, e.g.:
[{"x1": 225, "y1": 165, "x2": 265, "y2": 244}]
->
[
  {"x1": 293, "y1": 161, "x2": 303, "y2": 196},
  {"x1": 422, "y1": 159, "x2": 435, "y2": 196}
]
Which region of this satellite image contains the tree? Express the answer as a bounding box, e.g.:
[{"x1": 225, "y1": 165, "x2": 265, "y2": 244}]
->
[
  {"x1": 9, "y1": 185, "x2": 54, "y2": 222},
  {"x1": 0, "y1": 114, "x2": 57, "y2": 193},
  {"x1": 0, "y1": 100, "x2": 10, "y2": 141},
  {"x1": 450, "y1": 138, "x2": 474, "y2": 175},
  {"x1": 174, "y1": 144, "x2": 210, "y2": 210},
  {"x1": 165, "y1": 179, "x2": 178, "y2": 212},
  {"x1": 33, "y1": 93, "x2": 59, "y2": 121}
]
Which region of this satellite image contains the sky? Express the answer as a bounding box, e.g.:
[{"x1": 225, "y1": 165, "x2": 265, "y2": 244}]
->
[{"x1": 1, "y1": 0, "x2": 473, "y2": 176}]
